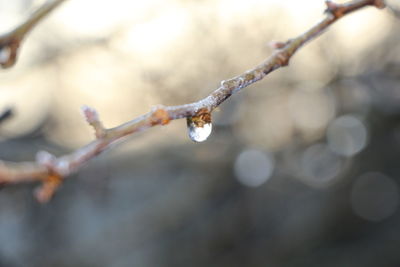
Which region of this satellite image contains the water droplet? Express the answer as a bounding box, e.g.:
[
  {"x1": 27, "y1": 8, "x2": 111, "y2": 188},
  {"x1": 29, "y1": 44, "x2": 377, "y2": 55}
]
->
[
  {"x1": 187, "y1": 119, "x2": 212, "y2": 142},
  {"x1": 187, "y1": 110, "x2": 212, "y2": 143}
]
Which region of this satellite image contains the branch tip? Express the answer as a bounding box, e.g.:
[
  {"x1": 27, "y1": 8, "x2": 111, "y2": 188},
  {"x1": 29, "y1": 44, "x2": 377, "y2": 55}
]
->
[
  {"x1": 269, "y1": 40, "x2": 287, "y2": 49},
  {"x1": 81, "y1": 105, "x2": 99, "y2": 124},
  {"x1": 34, "y1": 174, "x2": 62, "y2": 203},
  {"x1": 81, "y1": 105, "x2": 106, "y2": 138},
  {"x1": 325, "y1": 0, "x2": 337, "y2": 9},
  {"x1": 325, "y1": 0, "x2": 345, "y2": 18}
]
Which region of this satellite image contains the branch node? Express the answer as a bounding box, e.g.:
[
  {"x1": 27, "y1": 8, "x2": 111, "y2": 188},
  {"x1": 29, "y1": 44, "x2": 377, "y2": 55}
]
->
[
  {"x1": 54, "y1": 159, "x2": 71, "y2": 176},
  {"x1": 325, "y1": 1, "x2": 344, "y2": 18},
  {"x1": 81, "y1": 105, "x2": 106, "y2": 138},
  {"x1": 275, "y1": 51, "x2": 290, "y2": 66},
  {"x1": 36, "y1": 150, "x2": 57, "y2": 169},
  {"x1": 35, "y1": 151, "x2": 65, "y2": 203},
  {"x1": 0, "y1": 37, "x2": 20, "y2": 69},
  {"x1": 36, "y1": 151, "x2": 70, "y2": 176},
  {"x1": 221, "y1": 79, "x2": 237, "y2": 90},
  {"x1": 373, "y1": 0, "x2": 386, "y2": 9},
  {"x1": 151, "y1": 106, "x2": 170, "y2": 125}
]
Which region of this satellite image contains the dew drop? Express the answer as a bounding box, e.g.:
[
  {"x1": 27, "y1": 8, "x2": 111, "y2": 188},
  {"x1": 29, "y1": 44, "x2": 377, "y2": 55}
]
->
[
  {"x1": 188, "y1": 121, "x2": 212, "y2": 142},
  {"x1": 187, "y1": 110, "x2": 212, "y2": 143}
]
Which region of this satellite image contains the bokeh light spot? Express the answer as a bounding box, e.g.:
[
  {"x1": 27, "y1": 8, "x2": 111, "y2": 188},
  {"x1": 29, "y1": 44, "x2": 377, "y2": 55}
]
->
[
  {"x1": 327, "y1": 115, "x2": 368, "y2": 157},
  {"x1": 300, "y1": 143, "x2": 343, "y2": 186},
  {"x1": 234, "y1": 149, "x2": 274, "y2": 187},
  {"x1": 289, "y1": 87, "x2": 336, "y2": 132},
  {"x1": 351, "y1": 172, "x2": 399, "y2": 222}
]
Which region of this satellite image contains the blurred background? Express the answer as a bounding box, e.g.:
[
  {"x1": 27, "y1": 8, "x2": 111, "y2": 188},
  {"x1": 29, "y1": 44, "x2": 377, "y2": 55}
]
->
[{"x1": 1, "y1": 0, "x2": 400, "y2": 266}]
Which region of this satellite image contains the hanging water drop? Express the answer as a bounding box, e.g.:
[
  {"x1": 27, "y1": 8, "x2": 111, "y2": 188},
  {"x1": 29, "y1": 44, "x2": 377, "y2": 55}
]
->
[
  {"x1": 188, "y1": 120, "x2": 212, "y2": 142},
  {"x1": 187, "y1": 110, "x2": 212, "y2": 143}
]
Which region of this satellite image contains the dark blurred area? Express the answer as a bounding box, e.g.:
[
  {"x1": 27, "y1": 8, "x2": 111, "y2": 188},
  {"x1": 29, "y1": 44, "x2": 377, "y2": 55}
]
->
[{"x1": 1, "y1": 0, "x2": 400, "y2": 266}]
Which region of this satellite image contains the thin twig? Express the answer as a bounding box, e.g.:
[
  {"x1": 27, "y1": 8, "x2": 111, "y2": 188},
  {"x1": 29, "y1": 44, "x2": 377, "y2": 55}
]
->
[
  {"x1": 0, "y1": 0, "x2": 386, "y2": 202},
  {"x1": 0, "y1": 108, "x2": 13, "y2": 124},
  {"x1": 0, "y1": 0, "x2": 66, "y2": 68}
]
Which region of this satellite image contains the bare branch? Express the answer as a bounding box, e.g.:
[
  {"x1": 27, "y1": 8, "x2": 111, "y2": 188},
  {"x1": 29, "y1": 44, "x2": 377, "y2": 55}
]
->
[
  {"x1": 0, "y1": 0, "x2": 387, "y2": 201},
  {"x1": 0, "y1": 107, "x2": 13, "y2": 124},
  {"x1": 0, "y1": 0, "x2": 66, "y2": 68}
]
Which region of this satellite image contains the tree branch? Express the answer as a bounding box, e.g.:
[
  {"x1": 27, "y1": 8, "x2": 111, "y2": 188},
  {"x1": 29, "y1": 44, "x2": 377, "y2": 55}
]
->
[
  {"x1": 0, "y1": 0, "x2": 66, "y2": 68},
  {"x1": 0, "y1": 0, "x2": 386, "y2": 202}
]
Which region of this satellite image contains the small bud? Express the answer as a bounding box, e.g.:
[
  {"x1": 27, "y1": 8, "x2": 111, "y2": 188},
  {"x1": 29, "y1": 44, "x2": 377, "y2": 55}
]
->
[
  {"x1": 36, "y1": 150, "x2": 56, "y2": 168},
  {"x1": 268, "y1": 40, "x2": 286, "y2": 49},
  {"x1": 54, "y1": 160, "x2": 70, "y2": 176},
  {"x1": 81, "y1": 105, "x2": 99, "y2": 124}
]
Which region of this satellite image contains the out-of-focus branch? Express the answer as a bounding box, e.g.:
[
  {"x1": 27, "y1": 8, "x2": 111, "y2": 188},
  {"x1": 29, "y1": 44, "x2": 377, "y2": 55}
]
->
[
  {"x1": 0, "y1": 0, "x2": 386, "y2": 202},
  {"x1": 0, "y1": 108, "x2": 13, "y2": 124},
  {"x1": 0, "y1": 0, "x2": 66, "y2": 68},
  {"x1": 386, "y1": 1, "x2": 400, "y2": 19}
]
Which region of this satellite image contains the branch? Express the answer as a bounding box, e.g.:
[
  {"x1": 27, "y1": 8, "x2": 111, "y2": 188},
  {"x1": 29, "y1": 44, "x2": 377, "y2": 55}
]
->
[
  {"x1": 0, "y1": 0, "x2": 66, "y2": 68},
  {"x1": 0, "y1": 0, "x2": 386, "y2": 202},
  {"x1": 0, "y1": 107, "x2": 13, "y2": 124}
]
